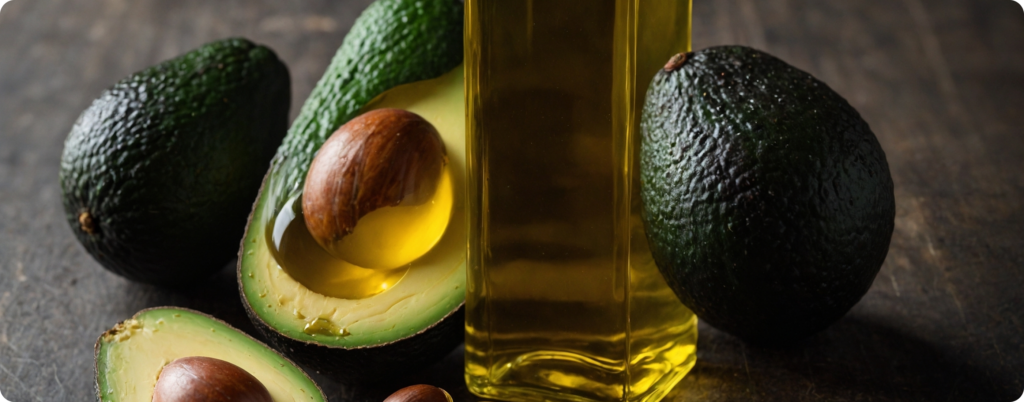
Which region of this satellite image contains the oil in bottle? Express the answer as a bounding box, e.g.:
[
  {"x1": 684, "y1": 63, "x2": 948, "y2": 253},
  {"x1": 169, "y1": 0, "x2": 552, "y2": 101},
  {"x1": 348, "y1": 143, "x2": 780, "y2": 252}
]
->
[{"x1": 465, "y1": 1, "x2": 696, "y2": 401}]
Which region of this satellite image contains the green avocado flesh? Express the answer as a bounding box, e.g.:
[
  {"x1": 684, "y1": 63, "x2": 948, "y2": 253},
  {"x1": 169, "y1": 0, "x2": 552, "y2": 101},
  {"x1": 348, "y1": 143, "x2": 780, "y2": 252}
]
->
[
  {"x1": 238, "y1": 0, "x2": 464, "y2": 377},
  {"x1": 95, "y1": 308, "x2": 324, "y2": 402},
  {"x1": 241, "y1": 65, "x2": 465, "y2": 347},
  {"x1": 60, "y1": 38, "x2": 290, "y2": 286},
  {"x1": 640, "y1": 46, "x2": 895, "y2": 345}
]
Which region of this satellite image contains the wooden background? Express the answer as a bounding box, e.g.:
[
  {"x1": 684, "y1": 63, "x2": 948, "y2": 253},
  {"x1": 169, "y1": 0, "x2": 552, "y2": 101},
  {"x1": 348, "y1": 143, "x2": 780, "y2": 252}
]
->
[{"x1": 0, "y1": 0, "x2": 1022, "y2": 401}]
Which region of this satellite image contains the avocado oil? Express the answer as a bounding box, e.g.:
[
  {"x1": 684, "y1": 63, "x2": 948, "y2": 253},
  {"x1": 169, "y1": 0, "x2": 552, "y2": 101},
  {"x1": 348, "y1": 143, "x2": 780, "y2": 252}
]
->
[
  {"x1": 267, "y1": 195, "x2": 410, "y2": 301},
  {"x1": 237, "y1": 0, "x2": 467, "y2": 381},
  {"x1": 265, "y1": 111, "x2": 456, "y2": 302},
  {"x1": 465, "y1": 1, "x2": 696, "y2": 401}
]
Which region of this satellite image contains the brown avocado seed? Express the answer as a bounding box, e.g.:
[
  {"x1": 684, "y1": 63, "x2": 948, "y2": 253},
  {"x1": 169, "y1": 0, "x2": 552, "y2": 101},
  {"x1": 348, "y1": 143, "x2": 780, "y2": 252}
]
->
[
  {"x1": 152, "y1": 356, "x2": 272, "y2": 402},
  {"x1": 383, "y1": 384, "x2": 453, "y2": 402},
  {"x1": 302, "y1": 108, "x2": 447, "y2": 261}
]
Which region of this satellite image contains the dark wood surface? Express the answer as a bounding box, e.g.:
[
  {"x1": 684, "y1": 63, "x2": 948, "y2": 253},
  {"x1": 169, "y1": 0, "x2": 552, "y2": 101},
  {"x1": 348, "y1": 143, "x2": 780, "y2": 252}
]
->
[{"x1": 0, "y1": 0, "x2": 1021, "y2": 401}]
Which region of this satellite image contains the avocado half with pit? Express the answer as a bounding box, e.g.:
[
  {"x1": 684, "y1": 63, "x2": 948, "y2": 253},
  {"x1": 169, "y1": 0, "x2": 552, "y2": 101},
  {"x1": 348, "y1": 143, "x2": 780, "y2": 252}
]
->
[
  {"x1": 95, "y1": 307, "x2": 325, "y2": 402},
  {"x1": 237, "y1": 0, "x2": 465, "y2": 380}
]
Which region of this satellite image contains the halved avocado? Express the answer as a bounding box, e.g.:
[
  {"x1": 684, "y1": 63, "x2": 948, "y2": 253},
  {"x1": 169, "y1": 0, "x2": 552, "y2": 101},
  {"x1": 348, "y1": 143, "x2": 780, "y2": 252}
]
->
[
  {"x1": 95, "y1": 307, "x2": 325, "y2": 402},
  {"x1": 237, "y1": 0, "x2": 465, "y2": 381}
]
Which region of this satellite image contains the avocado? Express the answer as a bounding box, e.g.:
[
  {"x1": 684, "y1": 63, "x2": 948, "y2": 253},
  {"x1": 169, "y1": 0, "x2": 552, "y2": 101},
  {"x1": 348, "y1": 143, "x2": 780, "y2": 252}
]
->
[
  {"x1": 640, "y1": 46, "x2": 895, "y2": 345},
  {"x1": 60, "y1": 38, "x2": 290, "y2": 286},
  {"x1": 95, "y1": 307, "x2": 325, "y2": 402},
  {"x1": 238, "y1": 0, "x2": 464, "y2": 380}
]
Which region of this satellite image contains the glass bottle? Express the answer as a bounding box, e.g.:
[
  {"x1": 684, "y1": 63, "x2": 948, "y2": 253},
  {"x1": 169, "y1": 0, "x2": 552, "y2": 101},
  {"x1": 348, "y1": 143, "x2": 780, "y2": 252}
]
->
[{"x1": 465, "y1": 1, "x2": 697, "y2": 401}]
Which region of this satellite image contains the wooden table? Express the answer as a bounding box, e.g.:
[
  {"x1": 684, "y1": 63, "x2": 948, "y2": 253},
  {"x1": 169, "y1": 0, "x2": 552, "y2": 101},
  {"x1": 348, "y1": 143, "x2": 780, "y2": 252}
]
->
[{"x1": 0, "y1": 0, "x2": 1021, "y2": 401}]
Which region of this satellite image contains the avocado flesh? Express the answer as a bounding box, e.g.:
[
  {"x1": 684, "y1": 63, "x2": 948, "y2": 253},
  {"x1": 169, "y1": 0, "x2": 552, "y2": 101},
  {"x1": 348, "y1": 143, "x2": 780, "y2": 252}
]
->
[
  {"x1": 640, "y1": 46, "x2": 895, "y2": 345},
  {"x1": 95, "y1": 308, "x2": 324, "y2": 402},
  {"x1": 240, "y1": 65, "x2": 465, "y2": 347},
  {"x1": 60, "y1": 38, "x2": 290, "y2": 286},
  {"x1": 237, "y1": 0, "x2": 464, "y2": 378}
]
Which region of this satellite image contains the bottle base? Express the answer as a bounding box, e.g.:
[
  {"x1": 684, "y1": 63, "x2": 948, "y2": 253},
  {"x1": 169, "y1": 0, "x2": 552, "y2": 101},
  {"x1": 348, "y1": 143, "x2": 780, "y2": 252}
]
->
[{"x1": 466, "y1": 348, "x2": 697, "y2": 402}]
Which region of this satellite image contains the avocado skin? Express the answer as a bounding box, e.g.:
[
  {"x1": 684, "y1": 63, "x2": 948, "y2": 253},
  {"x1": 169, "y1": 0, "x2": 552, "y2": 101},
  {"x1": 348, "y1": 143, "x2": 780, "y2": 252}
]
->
[
  {"x1": 266, "y1": 0, "x2": 464, "y2": 211},
  {"x1": 640, "y1": 46, "x2": 895, "y2": 345},
  {"x1": 244, "y1": 300, "x2": 465, "y2": 383},
  {"x1": 240, "y1": 0, "x2": 464, "y2": 380},
  {"x1": 61, "y1": 38, "x2": 290, "y2": 286}
]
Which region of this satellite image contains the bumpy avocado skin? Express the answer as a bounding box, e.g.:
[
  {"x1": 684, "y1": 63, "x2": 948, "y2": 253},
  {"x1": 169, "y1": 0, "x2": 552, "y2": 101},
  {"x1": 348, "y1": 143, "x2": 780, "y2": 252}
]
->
[
  {"x1": 240, "y1": 0, "x2": 464, "y2": 381},
  {"x1": 266, "y1": 0, "x2": 464, "y2": 211},
  {"x1": 60, "y1": 38, "x2": 290, "y2": 286},
  {"x1": 640, "y1": 46, "x2": 895, "y2": 345}
]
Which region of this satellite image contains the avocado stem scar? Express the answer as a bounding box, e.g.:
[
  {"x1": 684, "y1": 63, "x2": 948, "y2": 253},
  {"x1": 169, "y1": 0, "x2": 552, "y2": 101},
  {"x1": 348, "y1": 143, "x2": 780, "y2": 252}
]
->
[
  {"x1": 79, "y1": 210, "x2": 97, "y2": 234},
  {"x1": 664, "y1": 52, "x2": 689, "y2": 72}
]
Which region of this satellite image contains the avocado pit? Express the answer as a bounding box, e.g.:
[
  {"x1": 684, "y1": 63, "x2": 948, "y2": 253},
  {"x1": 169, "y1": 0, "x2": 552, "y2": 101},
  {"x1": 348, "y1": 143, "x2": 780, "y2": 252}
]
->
[
  {"x1": 383, "y1": 384, "x2": 452, "y2": 402},
  {"x1": 153, "y1": 356, "x2": 272, "y2": 402},
  {"x1": 302, "y1": 108, "x2": 452, "y2": 270}
]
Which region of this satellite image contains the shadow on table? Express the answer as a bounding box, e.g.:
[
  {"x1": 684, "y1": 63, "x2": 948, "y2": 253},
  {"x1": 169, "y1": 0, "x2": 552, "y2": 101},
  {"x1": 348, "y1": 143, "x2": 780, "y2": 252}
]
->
[
  {"x1": 117, "y1": 270, "x2": 1019, "y2": 402},
  {"x1": 116, "y1": 262, "x2": 477, "y2": 401},
  {"x1": 308, "y1": 343, "x2": 480, "y2": 402},
  {"x1": 113, "y1": 260, "x2": 258, "y2": 336},
  {"x1": 321, "y1": 317, "x2": 1016, "y2": 402},
  {"x1": 671, "y1": 316, "x2": 1019, "y2": 401}
]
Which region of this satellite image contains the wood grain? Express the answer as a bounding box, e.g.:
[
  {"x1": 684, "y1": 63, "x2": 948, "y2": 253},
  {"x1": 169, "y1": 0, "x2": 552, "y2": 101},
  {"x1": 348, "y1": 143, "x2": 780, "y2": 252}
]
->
[{"x1": 0, "y1": 0, "x2": 1021, "y2": 401}]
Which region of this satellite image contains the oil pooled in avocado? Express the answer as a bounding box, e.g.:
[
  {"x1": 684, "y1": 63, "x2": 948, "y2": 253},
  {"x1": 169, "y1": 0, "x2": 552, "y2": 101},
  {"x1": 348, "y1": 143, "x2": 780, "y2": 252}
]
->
[
  {"x1": 302, "y1": 318, "x2": 349, "y2": 337},
  {"x1": 268, "y1": 196, "x2": 408, "y2": 299},
  {"x1": 465, "y1": 0, "x2": 696, "y2": 401},
  {"x1": 326, "y1": 166, "x2": 454, "y2": 270}
]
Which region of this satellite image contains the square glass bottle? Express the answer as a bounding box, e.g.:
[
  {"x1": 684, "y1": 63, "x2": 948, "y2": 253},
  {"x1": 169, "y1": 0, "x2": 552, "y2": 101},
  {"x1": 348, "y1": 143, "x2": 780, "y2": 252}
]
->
[{"x1": 465, "y1": 1, "x2": 697, "y2": 401}]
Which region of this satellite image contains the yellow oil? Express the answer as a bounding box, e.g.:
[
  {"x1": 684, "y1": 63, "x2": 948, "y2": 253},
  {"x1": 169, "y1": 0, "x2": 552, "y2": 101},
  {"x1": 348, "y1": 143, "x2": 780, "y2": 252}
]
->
[
  {"x1": 268, "y1": 196, "x2": 409, "y2": 300},
  {"x1": 262, "y1": 64, "x2": 465, "y2": 318},
  {"x1": 465, "y1": 1, "x2": 696, "y2": 402},
  {"x1": 327, "y1": 167, "x2": 454, "y2": 270},
  {"x1": 302, "y1": 318, "x2": 349, "y2": 337},
  {"x1": 268, "y1": 160, "x2": 454, "y2": 299}
]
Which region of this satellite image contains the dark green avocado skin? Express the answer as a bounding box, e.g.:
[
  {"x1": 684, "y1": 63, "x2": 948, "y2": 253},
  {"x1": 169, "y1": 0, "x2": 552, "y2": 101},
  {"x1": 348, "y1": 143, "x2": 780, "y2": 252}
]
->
[
  {"x1": 245, "y1": 302, "x2": 465, "y2": 384},
  {"x1": 640, "y1": 46, "x2": 895, "y2": 345},
  {"x1": 60, "y1": 38, "x2": 290, "y2": 286}
]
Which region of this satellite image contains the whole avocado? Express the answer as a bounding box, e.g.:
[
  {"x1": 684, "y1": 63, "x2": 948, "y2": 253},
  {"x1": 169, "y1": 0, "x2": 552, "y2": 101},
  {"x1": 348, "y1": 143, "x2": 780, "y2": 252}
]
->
[
  {"x1": 60, "y1": 38, "x2": 290, "y2": 286},
  {"x1": 640, "y1": 46, "x2": 895, "y2": 345}
]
